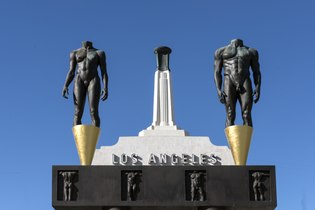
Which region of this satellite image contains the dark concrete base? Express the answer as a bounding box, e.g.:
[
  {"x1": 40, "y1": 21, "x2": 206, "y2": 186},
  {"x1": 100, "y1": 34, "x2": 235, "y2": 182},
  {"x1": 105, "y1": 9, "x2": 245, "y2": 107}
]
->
[{"x1": 52, "y1": 166, "x2": 276, "y2": 210}]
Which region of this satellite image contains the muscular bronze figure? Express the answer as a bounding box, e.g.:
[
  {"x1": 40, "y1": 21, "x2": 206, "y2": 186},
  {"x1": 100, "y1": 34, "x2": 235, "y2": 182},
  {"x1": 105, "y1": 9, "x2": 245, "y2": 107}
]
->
[
  {"x1": 62, "y1": 41, "x2": 108, "y2": 127},
  {"x1": 214, "y1": 39, "x2": 261, "y2": 127}
]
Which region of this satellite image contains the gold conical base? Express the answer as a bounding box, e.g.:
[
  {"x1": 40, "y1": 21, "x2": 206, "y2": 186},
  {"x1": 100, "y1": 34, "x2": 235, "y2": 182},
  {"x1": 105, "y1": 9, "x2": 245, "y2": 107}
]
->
[
  {"x1": 72, "y1": 125, "x2": 100, "y2": 165},
  {"x1": 225, "y1": 125, "x2": 253, "y2": 165}
]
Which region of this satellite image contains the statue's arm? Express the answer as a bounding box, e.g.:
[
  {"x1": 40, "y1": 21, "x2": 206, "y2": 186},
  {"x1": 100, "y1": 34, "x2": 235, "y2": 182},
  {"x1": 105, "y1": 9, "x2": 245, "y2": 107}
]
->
[
  {"x1": 250, "y1": 48, "x2": 261, "y2": 103},
  {"x1": 98, "y1": 51, "x2": 108, "y2": 101},
  {"x1": 62, "y1": 52, "x2": 77, "y2": 99},
  {"x1": 214, "y1": 48, "x2": 226, "y2": 103}
]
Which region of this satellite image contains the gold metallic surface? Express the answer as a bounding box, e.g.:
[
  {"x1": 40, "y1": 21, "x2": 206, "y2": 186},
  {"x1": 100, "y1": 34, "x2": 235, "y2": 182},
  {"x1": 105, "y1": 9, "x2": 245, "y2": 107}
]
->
[
  {"x1": 72, "y1": 125, "x2": 100, "y2": 165},
  {"x1": 225, "y1": 125, "x2": 253, "y2": 165}
]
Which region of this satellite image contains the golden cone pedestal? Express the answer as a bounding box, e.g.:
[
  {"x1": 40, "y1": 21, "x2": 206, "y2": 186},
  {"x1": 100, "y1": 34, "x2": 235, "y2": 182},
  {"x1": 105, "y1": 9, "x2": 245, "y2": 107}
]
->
[
  {"x1": 72, "y1": 125, "x2": 100, "y2": 165},
  {"x1": 225, "y1": 125, "x2": 253, "y2": 165}
]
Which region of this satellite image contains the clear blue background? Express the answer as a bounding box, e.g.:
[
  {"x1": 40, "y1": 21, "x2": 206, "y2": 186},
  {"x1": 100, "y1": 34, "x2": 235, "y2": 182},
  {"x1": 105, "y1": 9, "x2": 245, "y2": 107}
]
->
[{"x1": 0, "y1": 0, "x2": 314, "y2": 209}]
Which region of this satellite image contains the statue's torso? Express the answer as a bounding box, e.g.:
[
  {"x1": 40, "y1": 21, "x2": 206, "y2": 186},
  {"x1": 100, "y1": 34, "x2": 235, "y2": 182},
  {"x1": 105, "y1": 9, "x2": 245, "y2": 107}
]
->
[
  {"x1": 222, "y1": 46, "x2": 253, "y2": 86},
  {"x1": 75, "y1": 48, "x2": 100, "y2": 82}
]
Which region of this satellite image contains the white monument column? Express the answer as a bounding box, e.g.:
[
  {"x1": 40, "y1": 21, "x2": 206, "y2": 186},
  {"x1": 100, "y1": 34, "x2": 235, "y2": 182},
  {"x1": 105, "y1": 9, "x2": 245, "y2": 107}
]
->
[
  {"x1": 153, "y1": 70, "x2": 175, "y2": 126},
  {"x1": 139, "y1": 47, "x2": 187, "y2": 136}
]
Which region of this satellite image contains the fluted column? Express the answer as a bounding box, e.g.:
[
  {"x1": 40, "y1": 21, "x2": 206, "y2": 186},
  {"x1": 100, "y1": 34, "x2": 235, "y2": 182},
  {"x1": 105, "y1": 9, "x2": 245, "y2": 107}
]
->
[{"x1": 139, "y1": 46, "x2": 187, "y2": 136}]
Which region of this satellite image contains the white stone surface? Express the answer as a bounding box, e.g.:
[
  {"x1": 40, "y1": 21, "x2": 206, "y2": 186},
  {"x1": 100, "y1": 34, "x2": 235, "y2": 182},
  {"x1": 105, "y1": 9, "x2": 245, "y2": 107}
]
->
[
  {"x1": 92, "y1": 136, "x2": 234, "y2": 165},
  {"x1": 139, "y1": 125, "x2": 188, "y2": 136}
]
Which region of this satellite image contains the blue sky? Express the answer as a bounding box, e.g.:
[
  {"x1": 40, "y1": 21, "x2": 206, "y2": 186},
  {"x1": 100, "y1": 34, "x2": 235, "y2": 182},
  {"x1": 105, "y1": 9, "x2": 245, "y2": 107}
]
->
[{"x1": 0, "y1": 0, "x2": 314, "y2": 209}]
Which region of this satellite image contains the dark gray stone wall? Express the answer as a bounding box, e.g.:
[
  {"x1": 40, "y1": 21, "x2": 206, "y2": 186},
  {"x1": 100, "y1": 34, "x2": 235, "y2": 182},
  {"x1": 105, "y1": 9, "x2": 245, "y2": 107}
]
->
[{"x1": 52, "y1": 166, "x2": 276, "y2": 210}]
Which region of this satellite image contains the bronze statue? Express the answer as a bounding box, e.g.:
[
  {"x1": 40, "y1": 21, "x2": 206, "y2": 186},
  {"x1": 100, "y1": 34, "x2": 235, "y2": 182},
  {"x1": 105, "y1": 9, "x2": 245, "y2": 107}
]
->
[
  {"x1": 62, "y1": 41, "x2": 108, "y2": 127},
  {"x1": 214, "y1": 39, "x2": 261, "y2": 127}
]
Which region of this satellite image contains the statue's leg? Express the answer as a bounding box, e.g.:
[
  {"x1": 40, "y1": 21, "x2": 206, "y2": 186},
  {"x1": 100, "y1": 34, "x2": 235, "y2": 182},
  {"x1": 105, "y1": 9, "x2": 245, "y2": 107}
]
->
[
  {"x1": 88, "y1": 76, "x2": 101, "y2": 127},
  {"x1": 132, "y1": 184, "x2": 137, "y2": 200},
  {"x1": 64, "y1": 186, "x2": 67, "y2": 201},
  {"x1": 127, "y1": 184, "x2": 131, "y2": 200},
  {"x1": 73, "y1": 77, "x2": 87, "y2": 126},
  {"x1": 258, "y1": 183, "x2": 264, "y2": 201},
  {"x1": 199, "y1": 188, "x2": 204, "y2": 201},
  {"x1": 224, "y1": 76, "x2": 237, "y2": 127},
  {"x1": 68, "y1": 186, "x2": 71, "y2": 201},
  {"x1": 253, "y1": 185, "x2": 258, "y2": 201},
  {"x1": 259, "y1": 188, "x2": 264, "y2": 201},
  {"x1": 191, "y1": 187, "x2": 195, "y2": 201},
  {"x1": 239, "y1": 78, "x2": 253, "y2": 126}
]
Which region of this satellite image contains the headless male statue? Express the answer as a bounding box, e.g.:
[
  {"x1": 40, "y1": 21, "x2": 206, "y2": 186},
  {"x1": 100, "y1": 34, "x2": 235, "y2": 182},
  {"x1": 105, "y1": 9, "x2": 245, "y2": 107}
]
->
[
  {"x1": 214, "y1": 39, "x2": 261, "y2": 127},
  {"x1": 62, "y1": 41, "x2": 108, "y2": 127}
]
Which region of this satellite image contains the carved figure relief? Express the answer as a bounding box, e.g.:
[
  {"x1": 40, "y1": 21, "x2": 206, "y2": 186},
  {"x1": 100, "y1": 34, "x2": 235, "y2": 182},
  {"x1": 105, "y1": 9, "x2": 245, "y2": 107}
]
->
[
  {"x1": 250, "y1": 171, "x2": 270, "y2": 201},
  {"x1": 59, "y1": 171, "x2": 78, "y2": 201},
  {"x1": 121, "y1": 171, "x2": 142, "y2": 201},
  {"x1": 186, "y1": 170, "x2": 206, "y2": 201},
  {"x1": 127, "y1": 172, "x2": 139, "y2": 200}
]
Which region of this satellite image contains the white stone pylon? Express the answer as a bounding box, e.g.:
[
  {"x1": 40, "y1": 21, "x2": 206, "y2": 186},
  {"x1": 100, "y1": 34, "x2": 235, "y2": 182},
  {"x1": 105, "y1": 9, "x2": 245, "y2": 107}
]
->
[
  {"x1": 139, "y1": 47, "x2": 188, "y2": 136},
  {"x1": 153, "y1": 70, "x2": 174, "y2": 127}
]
